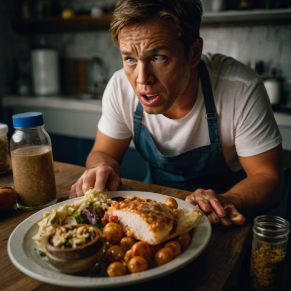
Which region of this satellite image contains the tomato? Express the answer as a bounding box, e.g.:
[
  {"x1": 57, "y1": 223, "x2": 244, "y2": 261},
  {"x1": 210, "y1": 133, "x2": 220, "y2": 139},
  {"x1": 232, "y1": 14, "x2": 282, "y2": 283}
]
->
[
  {"x1": 103, "y1": 222, "x2": 124, "y2": 244},
  {"x1": 127, "y1": 256, "x2": 148, "y2": 273},
  {"x1": 106, "y1": 261, "x2": 128, "y2": 277},
  {"x1": 131, "y1": 241, "x2": 151, "y2": 261},
  {"x1": 120, "y1": 237, "x2": 136, "y2": 252},
  {"x1": 109, "y1": 215, "x2": 119, "y2": 223},
  {"x1": 124, "y1": 249, "x2": 133, "y2": 264},
  {"x1": 164, "y1": 241, "x2": 181, "y2": 258},
  {"x1": 150, "y1": 243, "x2": 164, "y2": 257},
  {"x1": 164, "y1": 197, "x2": 178, "y2": 209},
  {"x1": 155, "y1": 247, "x2": 174, "y2": 266},
  {"x1": 176, "y1": 232, "x2": 191, "y2": 251},
  {"x1": 106, "y1": 245, "x2": 125, "y2": 263}
]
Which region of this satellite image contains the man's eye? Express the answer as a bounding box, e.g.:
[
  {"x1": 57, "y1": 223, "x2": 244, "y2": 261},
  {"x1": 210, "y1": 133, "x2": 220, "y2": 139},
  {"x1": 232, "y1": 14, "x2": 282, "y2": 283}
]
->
[
  {"x1": 152, "y1": 55, "x2": 166, "y2": 62},
  {"x1": 125, "y1": 58, "x2": 135, "y2": 65}
]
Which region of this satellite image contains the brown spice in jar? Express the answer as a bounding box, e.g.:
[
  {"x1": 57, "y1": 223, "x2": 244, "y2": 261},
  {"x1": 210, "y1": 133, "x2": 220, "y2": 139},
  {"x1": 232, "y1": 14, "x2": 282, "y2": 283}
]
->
[
  {"x1": 11, "y1": 146, "x2": 57, "y2": 207},
  {"x1": 0, "y1": 137, "x2": 9, "y2": 173},
  {"x1": 251, "y1": 243, "x2": 286, "y2": 291}
]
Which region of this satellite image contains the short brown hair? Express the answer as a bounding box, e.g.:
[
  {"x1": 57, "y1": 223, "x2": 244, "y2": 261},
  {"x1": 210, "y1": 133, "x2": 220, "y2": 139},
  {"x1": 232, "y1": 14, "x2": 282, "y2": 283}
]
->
[{"x1": 110, "y1": 0, "x2": 203, "y2": 55}]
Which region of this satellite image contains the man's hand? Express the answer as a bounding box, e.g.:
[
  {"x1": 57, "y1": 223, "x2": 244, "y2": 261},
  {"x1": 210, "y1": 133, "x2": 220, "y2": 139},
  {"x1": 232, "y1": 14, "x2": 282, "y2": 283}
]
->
[
  {"x1": 70, "y1": 163, "x2": 122, "y2": 198},
  {"x1": 185, "y1": 189, "x2": 246, "y2": 226}
]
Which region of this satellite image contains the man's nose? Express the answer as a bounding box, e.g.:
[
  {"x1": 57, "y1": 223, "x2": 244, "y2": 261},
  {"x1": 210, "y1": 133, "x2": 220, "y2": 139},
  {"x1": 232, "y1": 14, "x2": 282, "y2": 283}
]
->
[{"x1": 136, "y1": 62, "x2": 154, "y2": 85}]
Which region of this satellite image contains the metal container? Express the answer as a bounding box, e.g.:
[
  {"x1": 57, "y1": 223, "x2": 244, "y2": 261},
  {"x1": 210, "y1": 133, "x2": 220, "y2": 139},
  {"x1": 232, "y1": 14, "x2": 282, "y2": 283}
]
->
[{"x1": 31, "y1": 49, "x2": 60, "y2": 96}]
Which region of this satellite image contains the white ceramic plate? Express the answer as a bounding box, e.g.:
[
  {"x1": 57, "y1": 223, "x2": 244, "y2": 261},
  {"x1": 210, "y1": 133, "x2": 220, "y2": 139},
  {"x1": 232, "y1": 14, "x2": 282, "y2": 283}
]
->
[{"x1": 8, "y1": 191, "x2": 211, "y2": 288}]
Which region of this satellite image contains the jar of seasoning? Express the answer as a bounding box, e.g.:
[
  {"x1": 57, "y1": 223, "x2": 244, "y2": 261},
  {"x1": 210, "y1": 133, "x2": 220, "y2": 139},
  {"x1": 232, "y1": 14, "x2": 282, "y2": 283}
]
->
[
  {"x1": 0, "y1": 123, "x2": 10, "y2": 174},
  {"x1": 10, "y1": 112, "x2": 57, "y2": 210},
  {"x1": 251, "y1": 215, "x2": 290, "y2": 291}
]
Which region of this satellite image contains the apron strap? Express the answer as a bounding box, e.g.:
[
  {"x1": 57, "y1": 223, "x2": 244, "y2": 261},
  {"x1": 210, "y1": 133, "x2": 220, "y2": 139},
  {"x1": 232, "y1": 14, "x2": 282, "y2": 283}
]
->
[
  {"x1": 198, "y1": 60, "x2": 221, "y2": 144},
  {"x1": 134, "y1": 102, "x2": 143, "y2": 147}
]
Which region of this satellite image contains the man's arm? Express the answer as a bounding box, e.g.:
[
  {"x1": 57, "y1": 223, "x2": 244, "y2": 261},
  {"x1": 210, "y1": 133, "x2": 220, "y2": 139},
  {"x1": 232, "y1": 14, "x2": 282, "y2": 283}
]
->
[
  {"x1": 70, "y1": 130, "x2": 132, "y2": 197},
  {"x1": 186, "y1": 144, "x2": 285, "y2": 226},
  {"x1": 224, "y1": 144, "x2": 285, "y2": 217}
]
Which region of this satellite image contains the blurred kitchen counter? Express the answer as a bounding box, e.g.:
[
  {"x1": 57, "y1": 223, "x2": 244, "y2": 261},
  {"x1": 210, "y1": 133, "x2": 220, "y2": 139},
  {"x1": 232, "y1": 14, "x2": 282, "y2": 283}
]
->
[
  {"x1": 2, "y1": 95, "x2": 102, "y2": 139},
  {"x1": 2, "y1": 95, "x2": 291, "y2": 150}
]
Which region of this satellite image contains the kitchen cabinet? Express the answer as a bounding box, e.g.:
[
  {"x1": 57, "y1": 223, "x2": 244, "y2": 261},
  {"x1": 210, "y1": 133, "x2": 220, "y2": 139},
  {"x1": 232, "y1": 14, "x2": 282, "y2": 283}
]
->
[{"x1": 12, "y1": 9, "x2": 291, "y2": 34}]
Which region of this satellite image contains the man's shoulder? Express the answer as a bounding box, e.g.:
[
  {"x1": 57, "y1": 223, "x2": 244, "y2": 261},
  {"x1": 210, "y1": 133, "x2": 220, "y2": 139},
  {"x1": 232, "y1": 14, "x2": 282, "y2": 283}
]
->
[
  {"x1": 111, "y1": 68, "x2": 127, "y2": 82},
  {"x1": 201, "y1": 53, "x2": 260, "y2": 87}
]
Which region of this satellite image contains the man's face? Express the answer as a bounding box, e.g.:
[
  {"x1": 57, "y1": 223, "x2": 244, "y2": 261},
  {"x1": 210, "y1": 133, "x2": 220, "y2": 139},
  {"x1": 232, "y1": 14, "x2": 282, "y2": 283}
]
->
[{"x1": 119, "y1": 19, "x2": 194, "y2": 116}]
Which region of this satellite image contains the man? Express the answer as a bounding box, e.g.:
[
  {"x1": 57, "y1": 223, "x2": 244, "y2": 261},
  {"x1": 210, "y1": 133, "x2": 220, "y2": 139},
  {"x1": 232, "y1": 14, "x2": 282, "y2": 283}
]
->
[{"x1": 71, "y1": 0, "x2": 285, "y2": 226}]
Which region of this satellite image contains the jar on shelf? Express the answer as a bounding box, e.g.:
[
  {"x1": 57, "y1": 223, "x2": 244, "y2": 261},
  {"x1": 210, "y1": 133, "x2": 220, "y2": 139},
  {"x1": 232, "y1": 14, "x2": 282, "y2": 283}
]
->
[
  {"x1": 251, "y1": 215, "x2": 290, "y2": 291},
  {"x1": 10, "y1": 112, "x2": 57, "y2": 210},
  {"x1": 0, "y1": 123, "x2": 10, "y2": 174}
]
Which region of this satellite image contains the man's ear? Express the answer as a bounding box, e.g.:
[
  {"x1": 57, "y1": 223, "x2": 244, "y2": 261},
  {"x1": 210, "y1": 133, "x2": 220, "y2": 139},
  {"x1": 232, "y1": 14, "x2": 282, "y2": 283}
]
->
[{"x1": 189, "y1": 37, "x2": 203, "y2": 68}]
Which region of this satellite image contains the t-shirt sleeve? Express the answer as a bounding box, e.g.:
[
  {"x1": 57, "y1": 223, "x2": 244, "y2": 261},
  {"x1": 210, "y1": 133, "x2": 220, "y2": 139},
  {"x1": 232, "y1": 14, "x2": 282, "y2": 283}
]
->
[
  {"x1": 234, "y1": 78, "x2": 282, "y2": 157},
  {"x1": 98, "y1": 73, "x2": 133, "y2": 139}
]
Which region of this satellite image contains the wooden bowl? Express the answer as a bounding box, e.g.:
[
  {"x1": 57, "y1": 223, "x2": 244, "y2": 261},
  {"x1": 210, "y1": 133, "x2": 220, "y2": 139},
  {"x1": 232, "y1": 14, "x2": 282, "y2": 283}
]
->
[{"x1": 45, "y1": 224, "x2": 104, "y2": 274}]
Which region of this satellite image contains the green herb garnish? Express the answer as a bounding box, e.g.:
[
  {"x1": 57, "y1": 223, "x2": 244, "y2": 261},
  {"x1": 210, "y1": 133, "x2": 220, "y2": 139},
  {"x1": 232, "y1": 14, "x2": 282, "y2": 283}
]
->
[
  {"x1": 73, "y1": 211, "x2": 84, "y2": 223},
  {"x1": 39, "y1": 250, "x2": 46, "y2": 257}
]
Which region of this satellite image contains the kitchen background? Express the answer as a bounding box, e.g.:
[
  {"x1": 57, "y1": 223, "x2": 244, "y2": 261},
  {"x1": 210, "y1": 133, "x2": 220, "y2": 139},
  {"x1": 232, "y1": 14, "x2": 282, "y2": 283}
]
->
[{"x1": 1, "y1": 1, "x2": 291, "y2": 214}]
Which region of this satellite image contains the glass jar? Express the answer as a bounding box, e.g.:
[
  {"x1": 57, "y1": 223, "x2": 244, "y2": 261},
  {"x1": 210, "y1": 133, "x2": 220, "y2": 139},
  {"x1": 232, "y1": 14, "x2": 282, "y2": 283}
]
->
[
  {"x1": 251, "y1": 215, "x2": 290, "y2": 291},
  {"x1": 0, "y1": 123, "x2": 10, "y2": 174},
  {"x1": 10, "y1": 112, "x2": 57, "y2": 210}
]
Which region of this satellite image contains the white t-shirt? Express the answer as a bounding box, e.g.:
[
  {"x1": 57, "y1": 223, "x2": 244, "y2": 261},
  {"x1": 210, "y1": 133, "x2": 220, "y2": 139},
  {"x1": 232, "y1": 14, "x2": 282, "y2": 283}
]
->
[{"x1": 98, "y1": 53, "x2": 282, "y2": 172}]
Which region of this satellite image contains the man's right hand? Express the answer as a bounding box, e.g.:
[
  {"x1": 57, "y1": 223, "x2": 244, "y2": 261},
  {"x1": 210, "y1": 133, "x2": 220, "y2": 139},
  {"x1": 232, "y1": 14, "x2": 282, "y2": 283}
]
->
[{"x1": 70, "y1": 163, "x2": 122, "y2": 198}]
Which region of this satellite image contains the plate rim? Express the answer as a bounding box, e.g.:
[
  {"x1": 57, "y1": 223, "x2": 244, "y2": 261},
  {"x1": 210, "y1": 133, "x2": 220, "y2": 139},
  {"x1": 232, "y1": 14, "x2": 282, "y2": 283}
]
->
[{"x1": 8, "y1": 191, "x2": 212, "y2": 288}]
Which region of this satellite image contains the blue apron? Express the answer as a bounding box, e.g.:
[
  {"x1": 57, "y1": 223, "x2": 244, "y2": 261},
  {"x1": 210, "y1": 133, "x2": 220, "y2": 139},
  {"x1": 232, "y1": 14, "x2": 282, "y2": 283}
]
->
[{"x1": 133, "y1": 60, "x2": 245, "y2": 193}]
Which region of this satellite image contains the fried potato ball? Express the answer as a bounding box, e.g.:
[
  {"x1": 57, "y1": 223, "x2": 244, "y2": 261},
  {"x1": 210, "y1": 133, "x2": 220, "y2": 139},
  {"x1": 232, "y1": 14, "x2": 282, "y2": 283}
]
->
[
  {"x1": 106, "y1": 245, "x2": 125, "y2": 263},
  {"x1": 106, "y1": 261, "x2": 128, "y2": 277},
  {"x1": 176, "y1": 232, "x2": 191, "y2": 251},
  {"x1": 164, "y1": 197, "x2": 178, "y2": 209},
  {"x1": 103, "y1": 222, "x2": 124, "y2": 244},
  {"x1": 155, "y1": 247, "x2": 174, "y2": 266},
  {"x1": 164, "y1": 241, "x2": 181, "y2": 258},
  {"x1": 131, "y1": 241, "x2": 152, "y2": 261},
  {"x1": 120, "y1": 237, "x2": 136, "y2": 252},
  {"x1": 127, "y1": 256, "x2": 149, "y2": 273}
]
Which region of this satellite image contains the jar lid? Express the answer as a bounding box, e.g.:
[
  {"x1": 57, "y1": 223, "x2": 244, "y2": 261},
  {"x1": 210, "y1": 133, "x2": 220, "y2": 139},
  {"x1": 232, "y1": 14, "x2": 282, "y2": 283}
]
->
[
  {"x1": 12, "y1": 112, "x2": 44, "y2": 128},
  {"x1": 0, "y1": 123, "x2": 8, "y2": 135}
]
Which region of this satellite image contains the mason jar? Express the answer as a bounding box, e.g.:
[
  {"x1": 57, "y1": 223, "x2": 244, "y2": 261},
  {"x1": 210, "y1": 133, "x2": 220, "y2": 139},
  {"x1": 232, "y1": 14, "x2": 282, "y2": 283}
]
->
[
  {"x1": 10, "y1": 112, "x2": 57, "y2": 210},
  {"x1": 251, "y1": 215, "x2": 290, "y2": 291},
  {"x1": 0, "y1": 123, "x2": 10, "y2": 174}
]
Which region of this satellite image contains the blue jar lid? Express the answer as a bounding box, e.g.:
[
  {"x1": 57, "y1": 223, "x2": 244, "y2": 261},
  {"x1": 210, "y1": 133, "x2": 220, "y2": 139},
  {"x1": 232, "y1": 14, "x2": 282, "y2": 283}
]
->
[{"x1": 12, "y1": 112, "x2": 44, "y2": 128}]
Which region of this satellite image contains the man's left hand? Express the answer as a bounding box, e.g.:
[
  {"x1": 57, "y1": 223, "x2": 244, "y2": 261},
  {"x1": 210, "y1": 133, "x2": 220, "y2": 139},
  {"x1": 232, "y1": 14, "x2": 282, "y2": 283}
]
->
[{"x1": 185, "y1": 189, "x2": 246, "y2": 226}]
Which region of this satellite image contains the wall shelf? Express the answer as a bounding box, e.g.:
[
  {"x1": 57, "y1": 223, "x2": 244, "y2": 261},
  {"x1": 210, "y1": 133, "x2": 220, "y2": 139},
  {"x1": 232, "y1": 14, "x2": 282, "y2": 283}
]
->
[
  {"x1": 201, "y1": 8, "x2": 291, "y2": 28},
  {"x1": 12, "y1": 14, "x2": 113, "y2": 34},
  {"x1": 12, "y1": 8, "x2": 291, "y2": 34}
]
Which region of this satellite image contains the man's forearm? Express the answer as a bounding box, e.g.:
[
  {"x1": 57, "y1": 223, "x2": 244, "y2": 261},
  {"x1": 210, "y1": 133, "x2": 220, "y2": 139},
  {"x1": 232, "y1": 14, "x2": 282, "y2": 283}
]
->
[
  {"x1": 223, "y1": 173, "x2": 285, "y2": 218},
  {"x1": 85, "y1": 151, "x2": 122, "y2": 176}
]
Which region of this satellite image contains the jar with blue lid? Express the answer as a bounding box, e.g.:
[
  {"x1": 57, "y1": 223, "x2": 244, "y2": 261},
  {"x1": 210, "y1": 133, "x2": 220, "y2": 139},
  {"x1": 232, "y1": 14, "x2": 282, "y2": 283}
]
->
[{"x1": 10, "y1": 112, "x2": 57, "y2": 210}]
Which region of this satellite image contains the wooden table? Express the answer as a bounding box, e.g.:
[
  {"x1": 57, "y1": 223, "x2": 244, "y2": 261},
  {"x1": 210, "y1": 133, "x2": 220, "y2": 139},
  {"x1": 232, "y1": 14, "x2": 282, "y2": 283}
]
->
[{"x1": 0, "y1": 162, "x2": 253, "y2": 291}]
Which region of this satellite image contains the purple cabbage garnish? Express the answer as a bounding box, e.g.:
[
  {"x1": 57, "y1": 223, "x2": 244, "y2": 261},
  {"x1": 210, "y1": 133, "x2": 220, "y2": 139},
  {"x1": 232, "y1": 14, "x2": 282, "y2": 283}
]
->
[
  {"x1": 111, "y1": 197, "x2": 125, "y2": 202},
  {"x1": 81, "y1": 207, "x2": 98, "y2": 225}
]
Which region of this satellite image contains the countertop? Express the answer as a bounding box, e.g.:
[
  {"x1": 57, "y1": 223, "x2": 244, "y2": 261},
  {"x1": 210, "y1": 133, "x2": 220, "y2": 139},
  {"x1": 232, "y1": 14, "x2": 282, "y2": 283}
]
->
[
  {"x1": 2, "y1": 96, "x2": 291, "y2": 150},
  {"x1": 3, "y1": 95, "x2": 291, "y2": 124}
]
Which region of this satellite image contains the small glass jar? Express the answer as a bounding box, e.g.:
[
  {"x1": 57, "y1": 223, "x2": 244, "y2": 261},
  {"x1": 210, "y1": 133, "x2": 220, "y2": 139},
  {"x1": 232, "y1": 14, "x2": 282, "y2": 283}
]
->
[
  {"x1": 250, "y1": 215, "x2": 290, "y2": 291},
  {"x1": 0, "y1": 123, "x2": 10, "y2": 174},
  {"x1": 10, "y1": 112, "x2": 57, "y2": 210}
]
